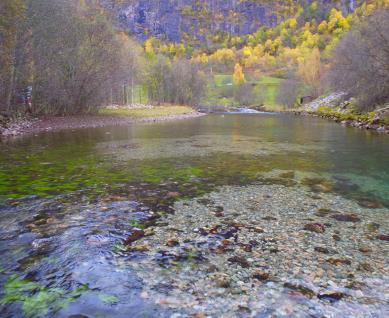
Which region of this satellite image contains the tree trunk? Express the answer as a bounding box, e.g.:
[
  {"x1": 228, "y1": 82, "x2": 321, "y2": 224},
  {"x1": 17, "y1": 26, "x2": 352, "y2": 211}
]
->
[{"x1": 5, "y1": 45, "x2": 16, "y2": 114}]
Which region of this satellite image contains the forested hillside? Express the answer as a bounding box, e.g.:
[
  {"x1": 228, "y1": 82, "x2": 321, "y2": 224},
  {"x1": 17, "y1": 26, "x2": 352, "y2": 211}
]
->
[
  {"x1": 140, "y1": 0, "x2": 388, "y2": 111},
  {"x1": 1, "y1": 0, "x2": 388, "y2": 119}
]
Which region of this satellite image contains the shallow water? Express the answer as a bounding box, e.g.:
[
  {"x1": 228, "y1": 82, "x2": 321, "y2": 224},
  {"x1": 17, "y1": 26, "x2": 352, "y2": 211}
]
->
[{"x1": 0, "y1": 114, "x2": 388, "y2": 317}]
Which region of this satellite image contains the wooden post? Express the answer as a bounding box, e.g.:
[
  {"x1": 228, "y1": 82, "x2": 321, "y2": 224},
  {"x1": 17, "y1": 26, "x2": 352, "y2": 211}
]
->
[
  {"x1": 123, "y1": 85, "x2": 126, "y2": 105},
  {"x1": 131, "y1": 77, "x2": 134, "y2": 105}
]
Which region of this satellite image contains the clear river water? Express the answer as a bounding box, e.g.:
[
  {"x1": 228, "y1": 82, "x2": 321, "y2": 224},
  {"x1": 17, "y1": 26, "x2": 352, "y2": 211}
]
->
[{"x1": 0, "y1": 114, "x2": 388, "y2": 317}]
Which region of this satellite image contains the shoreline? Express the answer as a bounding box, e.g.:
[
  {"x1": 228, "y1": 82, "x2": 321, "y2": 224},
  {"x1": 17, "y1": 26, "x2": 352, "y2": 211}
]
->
[
  {"x1": 287, "y1": 110, "x2": 389, "y2": 134},
  {"x1": 0, "y1": 111, "x2": 205, "y2": 139},
  {"x1": 2, "y1": 107, "x2": 388, "y2": 139}
]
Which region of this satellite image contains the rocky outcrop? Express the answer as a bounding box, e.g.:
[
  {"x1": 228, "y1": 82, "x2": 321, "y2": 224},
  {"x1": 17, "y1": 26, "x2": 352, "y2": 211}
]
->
[
  {"x1": 298, "y1": 93, "x2": 389, "y2": 134},
  {"x1": 114, "y1": 0, "x2": 275, "y2": 42},
  {"x1": 101, "y1": 0, "x2": 359, "y2": 42},
  {"x1": 303, "y1": 92, "x2": 346, "y2": 112}
]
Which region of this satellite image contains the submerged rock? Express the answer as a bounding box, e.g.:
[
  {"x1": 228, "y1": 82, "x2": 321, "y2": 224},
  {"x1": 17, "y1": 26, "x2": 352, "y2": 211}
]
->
[
  {"x1": 357, "y1": 262, "x2": 373, "y2": 272},
  {"x1": 327, "y1": 258, "x2": 351, "y2": 266},
  {"x1": 211, "y1": 206, "x2": 224, "y2": 213},
  {"x1": 311, "y1": 184, "x2": 333, "y2": 193},
  {"x1": 166, "y1": 237, "x2": 180, "y2": 247},
  {"x1": 252, "y1": 271, "x2": 270, "y2": 281},
  {"x1": 358, "y1": 246, "x2": 371, "y2": 253},
  {"x1": 304, "y1": 223, "x2": 326, "y2": 233},
  {"x1": 253, "y1": 227, "x2": 264, "y2": 233},
  {"x1": 279, "y1": 171, "x2": 295, "y2": 179},
  {"x1": 366, "y1": 223, "x2": 380, "y2": 232},
  {"x1": 332, "y1": 234, "x2": 341, "y2": 241},
  {"x1": 331, "y1": 213, "x2": 361, "y2": 222},
  {"x1": 240, "y1": 244, "x2": 253, "y2": 252},
  {"x1": 31, "y1": 238, "x2": 53, "y2": 252},
  {"x1": 228, "y1": 256, "x2": 251, "y2": 268},
  {"x1": 214, "y1": 273, "x2": 231, "y2": 288},
  {"x1": 129, "y1": 244, "x2": 150, "y2": 252},
  {"x1": 125, "y1": 228, "x2": 144, "y2": 245},
  {"x1": 167, "y1": 192, "x2": 181, "y2": 198},
  {"x1": 144, "y1": 228, "x2": 156, "y2": 236},
  {"x1": 318, "y1": 292, "x2": 345, "y2": 302},
  {"x1": 283, "y1": 283, "x2": 315, "y2": 298},
  {"x1": 358, "y1": 199, "x2": 383, "y2": 209},
  {"x1": 262, "y1": 216, "x2": 277, "y2": 221},
  {"x1": 314, "y1": 246, "x2": 330, "y2": 254},
  {"x1": 377, "y1": 234, "x2": 389, "y2": 241},
  {"x1": 302, "y1": 178, "x2": 333, "y2": 193},
  {"x1": 315, "y1": 208, "x2": 335, "y2": 217},
  {"x1": 219, "y1": 227, "x2": 239, "y2": 240}
]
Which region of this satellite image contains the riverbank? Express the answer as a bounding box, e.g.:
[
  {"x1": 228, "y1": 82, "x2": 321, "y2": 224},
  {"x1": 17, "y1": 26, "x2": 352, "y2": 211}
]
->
[
  {"x1": 0, "y1": 105, "x2": 204, "y2": 138},
  {"x1": 285, "y1": 94, "x2": 389, "y2": 134},
  {"x1": 289, "y1": 109, "x2": 389, "y2": 134}
]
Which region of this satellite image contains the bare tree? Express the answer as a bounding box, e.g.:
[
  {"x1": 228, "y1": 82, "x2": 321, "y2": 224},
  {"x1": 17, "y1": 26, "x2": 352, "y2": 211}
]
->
[
  {"x1": 29, "y1": 0, "x2": 136, "y2": 114},
  {"x1": 327, "y1": 9, "x2": 389, "y2": 110},
  {"x1": 1, "y1": 0, "x2": 141, "y2": 116},
  {"x1": 146, "y1": 56, "x2": 206, "y2": 106},
  {"x1": 234, "y1": 83, "x2": 254, "y2": 106},
  {"x1": 0, "y1": 0, "x2": 27, "y2": 114},
  {"x1": 277, "y1": 73, "x2": 302, "y2": 108}
]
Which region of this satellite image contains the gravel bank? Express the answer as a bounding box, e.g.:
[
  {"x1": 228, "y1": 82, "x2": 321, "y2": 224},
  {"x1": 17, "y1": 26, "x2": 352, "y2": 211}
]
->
[{"x1": 0, "y1": 112, "x2": 205, "y2": 138}]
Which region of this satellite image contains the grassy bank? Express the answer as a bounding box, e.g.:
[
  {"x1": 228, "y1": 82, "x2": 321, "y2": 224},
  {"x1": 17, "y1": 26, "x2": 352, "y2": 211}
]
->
[
  {"x1": 99, "y1": 105, "x2": 196, "y2": 118},
  {"x1": 255, "y1": 76, "x2": 282, "y2": 110}
]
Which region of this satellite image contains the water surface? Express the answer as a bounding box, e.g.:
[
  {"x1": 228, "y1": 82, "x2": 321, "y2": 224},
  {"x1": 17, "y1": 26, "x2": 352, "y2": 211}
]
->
[{"x1": 0, "y1": 114, "x2": 388, "y2": 317}]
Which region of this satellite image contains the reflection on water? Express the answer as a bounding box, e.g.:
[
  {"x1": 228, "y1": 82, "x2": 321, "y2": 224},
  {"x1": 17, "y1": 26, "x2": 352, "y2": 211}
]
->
[{"x1": 0, "y1": 114, "x2": 388, "y2": 317}]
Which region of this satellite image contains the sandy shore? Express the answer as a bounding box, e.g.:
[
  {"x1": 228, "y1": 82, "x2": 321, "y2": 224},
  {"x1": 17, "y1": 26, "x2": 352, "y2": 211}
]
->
[{"x1": 0, "y1": 112, "x2": 205, "y2": 138}]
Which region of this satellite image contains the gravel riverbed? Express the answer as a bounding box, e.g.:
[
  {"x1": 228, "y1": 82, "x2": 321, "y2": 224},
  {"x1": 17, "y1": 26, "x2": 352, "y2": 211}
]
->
[{"x1": 129, "y1": 183, "x2": 388, "y2": 318}]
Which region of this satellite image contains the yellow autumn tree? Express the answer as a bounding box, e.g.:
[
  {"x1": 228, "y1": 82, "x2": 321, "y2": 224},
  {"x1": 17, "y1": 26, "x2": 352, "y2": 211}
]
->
[
  {"x1": 317, "y1": 20, "x2": 328, "y2": 34},
  {"x1": 211, "y1": 48, "x2": 236, "y2": 63},
  {"x1": 242, "y1": 46, "x2": 253, "y2": 58},
  {"x1": 289, "y1": 18, "x2": 297, "y2": 29},
  {"x1": 298, "y1": 48, "x2": 324, "y2": 97},
  {"x1": 144, "y1": 38, "x2": 156, "y2": 59},
  {"x1": 328, "y1": 9, "x2": 349, "y2": 32},
  {"x1": 233, "y1": 63, "x2": 245, "y2": 85}
]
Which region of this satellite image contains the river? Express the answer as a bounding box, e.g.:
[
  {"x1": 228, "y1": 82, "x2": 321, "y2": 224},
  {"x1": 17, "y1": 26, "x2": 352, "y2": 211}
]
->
[{"x1": 0, "y1": 113, "x2": 388, "y2": 317}]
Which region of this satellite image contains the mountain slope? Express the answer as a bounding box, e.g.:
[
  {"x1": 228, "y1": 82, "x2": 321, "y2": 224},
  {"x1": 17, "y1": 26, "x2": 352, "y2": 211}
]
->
[{"x1": 102, "y1": 0, "x2": 359, "y2": 42}]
